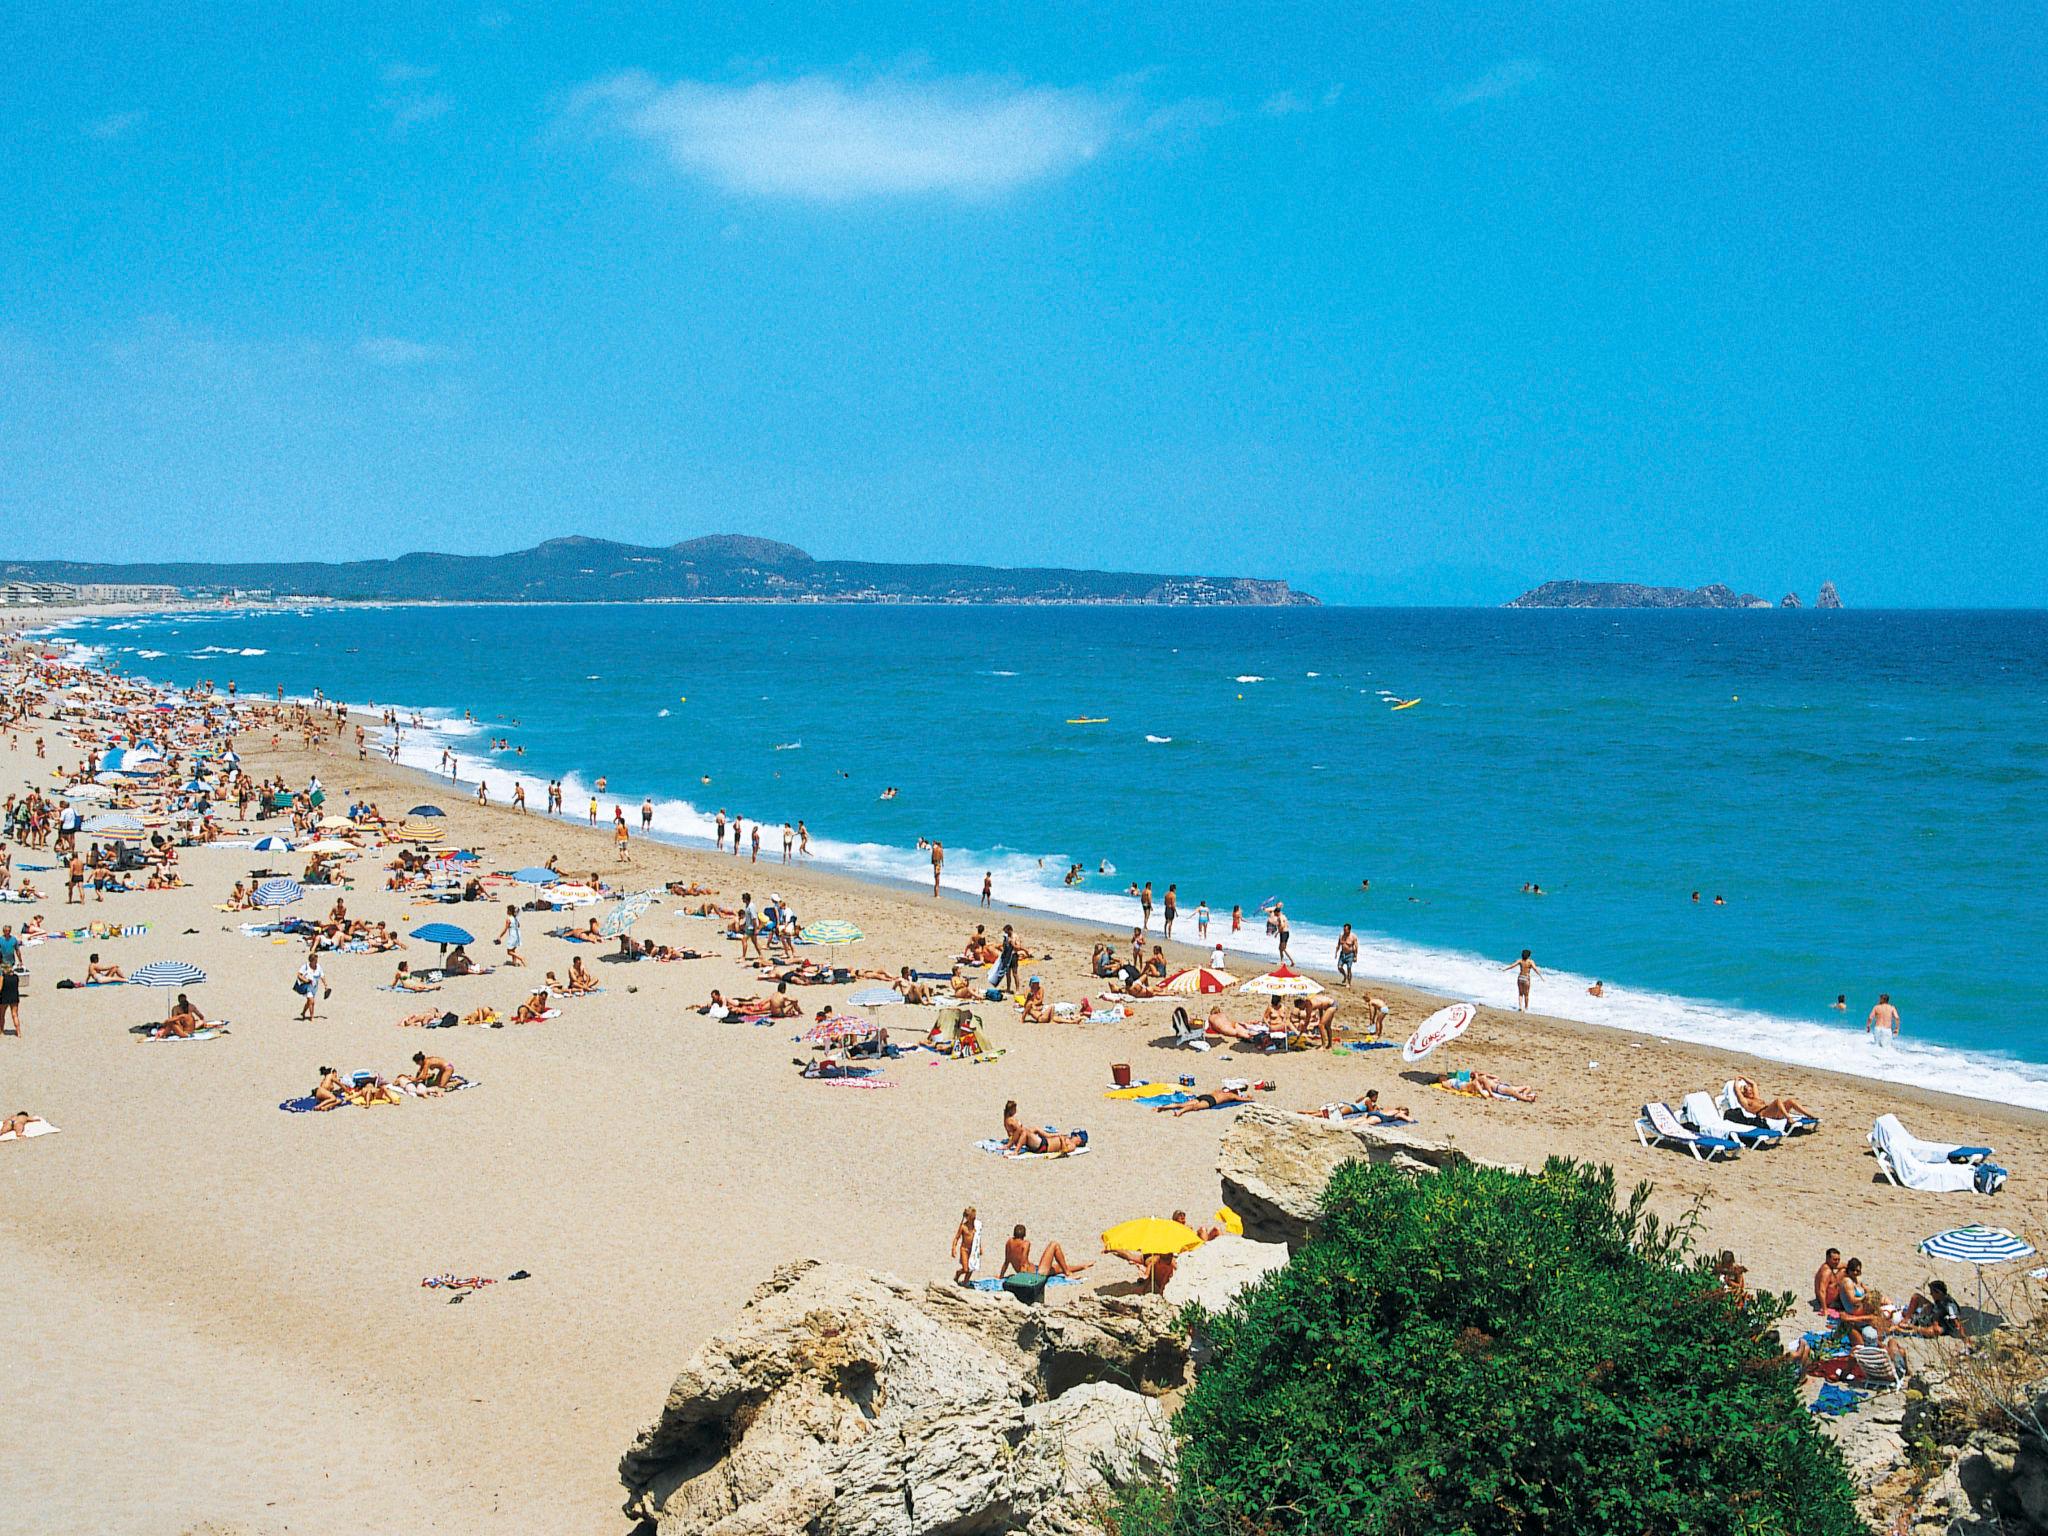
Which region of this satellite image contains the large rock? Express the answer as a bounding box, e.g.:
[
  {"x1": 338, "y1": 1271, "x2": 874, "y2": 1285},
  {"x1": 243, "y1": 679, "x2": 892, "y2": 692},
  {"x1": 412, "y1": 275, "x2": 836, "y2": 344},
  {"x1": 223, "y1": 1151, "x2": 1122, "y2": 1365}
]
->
[
  {"x1": 620, "y1": 1260, "x2": 1185, "y2": 1535},
  {"x1": 1169, "y1": 1235, "x2": 1290, "y2": 1316},
  {"x1": 1217, "y1": 1107, "x2": 1501, "y2": 1247}
]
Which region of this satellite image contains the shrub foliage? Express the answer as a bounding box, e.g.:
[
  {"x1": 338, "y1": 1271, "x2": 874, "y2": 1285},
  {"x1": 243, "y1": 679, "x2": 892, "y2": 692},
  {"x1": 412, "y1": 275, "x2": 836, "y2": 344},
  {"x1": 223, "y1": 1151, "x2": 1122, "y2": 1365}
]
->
[{"x1": 1119, "y1": 1158, "x2": 1862, "y2": 1536}]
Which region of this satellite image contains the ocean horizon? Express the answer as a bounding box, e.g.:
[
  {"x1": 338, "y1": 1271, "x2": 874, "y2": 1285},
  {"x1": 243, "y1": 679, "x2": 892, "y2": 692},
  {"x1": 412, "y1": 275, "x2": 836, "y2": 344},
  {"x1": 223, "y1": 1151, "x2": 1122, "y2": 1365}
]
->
[{"x1": 51, "y1": 599, "x2": 2048, "y2": 1108}]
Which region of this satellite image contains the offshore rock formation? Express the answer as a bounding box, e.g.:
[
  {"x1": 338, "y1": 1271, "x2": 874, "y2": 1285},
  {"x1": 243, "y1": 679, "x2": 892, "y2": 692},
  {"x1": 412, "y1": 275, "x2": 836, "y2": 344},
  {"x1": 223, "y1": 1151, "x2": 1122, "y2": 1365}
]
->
[
  {"x1": 618, "y1": 1260, "x2": 1186, "y2": 1536},
  {"x1": 1506, "y1": 580, "x2": 1765, "y2": 609},
  {"x1": 1817, "y1": 579, "x2": 1844, "y2": 609},
  {"x1": 1782, "y1": 592, "x2": 1802, "y2": 608}
]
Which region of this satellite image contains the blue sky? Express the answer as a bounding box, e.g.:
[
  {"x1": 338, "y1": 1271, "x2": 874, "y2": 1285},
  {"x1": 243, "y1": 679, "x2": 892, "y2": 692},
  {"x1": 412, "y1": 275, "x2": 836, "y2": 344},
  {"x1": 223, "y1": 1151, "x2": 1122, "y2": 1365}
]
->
[{"x1": 3, "y1": 5, "x2": 2043, "y2": 604}]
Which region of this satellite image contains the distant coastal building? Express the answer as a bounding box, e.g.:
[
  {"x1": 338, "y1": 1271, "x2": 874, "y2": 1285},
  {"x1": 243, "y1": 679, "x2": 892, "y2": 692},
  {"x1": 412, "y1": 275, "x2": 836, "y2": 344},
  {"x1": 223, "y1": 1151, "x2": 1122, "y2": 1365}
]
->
[
  {"x1": 0, "y1": 580, "x2": 80, "y2": 606},
  {"x1": 76, "y1": 582, "x2": 182, "y2": 604}
]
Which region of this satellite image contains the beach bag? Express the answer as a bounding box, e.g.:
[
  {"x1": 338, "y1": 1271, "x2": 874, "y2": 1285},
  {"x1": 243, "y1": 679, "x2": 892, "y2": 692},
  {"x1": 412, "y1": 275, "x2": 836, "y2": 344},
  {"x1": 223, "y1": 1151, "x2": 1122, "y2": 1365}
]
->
[
  {"x1": 293, "y1": 977, "x2": 315, "y2": 996},
  {"x1": 1976, "y1": 1164, "x2": 2009, "y2": 1195}
]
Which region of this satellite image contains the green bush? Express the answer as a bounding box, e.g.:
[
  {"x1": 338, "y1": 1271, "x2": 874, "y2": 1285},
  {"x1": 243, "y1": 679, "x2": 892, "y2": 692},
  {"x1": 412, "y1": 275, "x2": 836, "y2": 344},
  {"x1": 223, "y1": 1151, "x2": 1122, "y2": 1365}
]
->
[{"x1": 1111, "y1": 1158, "x2": 1862, "y2": 1536}]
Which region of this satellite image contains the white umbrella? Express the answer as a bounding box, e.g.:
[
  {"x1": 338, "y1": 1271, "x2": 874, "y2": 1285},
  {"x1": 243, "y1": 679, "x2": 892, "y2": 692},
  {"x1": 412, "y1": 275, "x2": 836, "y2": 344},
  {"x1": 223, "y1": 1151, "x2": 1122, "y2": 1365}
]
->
[
  {"x1": 1402, "y1": 1002, "x2": 1477, "y2": 1063},
  {"x1": 1239, "y1": 966, "x2": 1325, "y2": 998}
]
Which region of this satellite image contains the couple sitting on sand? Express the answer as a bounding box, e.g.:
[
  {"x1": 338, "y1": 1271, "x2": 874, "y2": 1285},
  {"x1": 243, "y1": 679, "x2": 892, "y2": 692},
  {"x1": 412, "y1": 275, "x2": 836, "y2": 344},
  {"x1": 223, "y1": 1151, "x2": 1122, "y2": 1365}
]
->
[
  {"x1": 149, "y1": 992, "x2": 211, "y2": 1038},
  {"x1": 310, "y1": 1052, "x2": 463, "y2": 1109}
]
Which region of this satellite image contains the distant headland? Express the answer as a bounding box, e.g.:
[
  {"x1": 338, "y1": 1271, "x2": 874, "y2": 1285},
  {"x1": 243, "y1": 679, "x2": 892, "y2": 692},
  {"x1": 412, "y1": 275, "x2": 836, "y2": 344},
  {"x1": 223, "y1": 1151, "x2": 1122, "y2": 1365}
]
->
[
  {"x1": 1507, "y1": 579, "x2": 1843, "y2": 610},
  {"x1": 0, "y1": 534, "x2": 1318, "y2": 608}
]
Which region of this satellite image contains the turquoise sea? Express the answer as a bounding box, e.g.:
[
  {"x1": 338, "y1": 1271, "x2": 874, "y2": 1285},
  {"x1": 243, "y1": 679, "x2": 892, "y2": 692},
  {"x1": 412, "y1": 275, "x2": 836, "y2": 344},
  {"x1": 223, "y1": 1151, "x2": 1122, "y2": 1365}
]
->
[{"x1": 57, "y1": 602, "x2": 2048, "y2": 1107}]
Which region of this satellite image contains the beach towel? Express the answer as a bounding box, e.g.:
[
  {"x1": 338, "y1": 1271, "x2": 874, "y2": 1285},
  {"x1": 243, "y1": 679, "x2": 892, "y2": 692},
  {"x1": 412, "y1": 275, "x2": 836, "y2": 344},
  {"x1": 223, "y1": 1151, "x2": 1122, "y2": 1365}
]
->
[
  {"x1": 1332, "y1": 1041, "x2": 1397, "y2": 1055},
  {"x1": 141, "y1": 1025, "x2": 228, "y2": 1042},
  {"x1": 970, "y1": 1275, "x2": 1075, "y2": 1292},
  {"x1": 817, "y1": 1076, "x2": 896, "y2": 1089},
  {"x1": 515, "y1": 1008, "x2": 562, "y2": 1022},
  {"x1": 974, "y1": 1136, "x2": 1091, "y2": 1160},
  {"x1": 1809, "y1": 1383, "x2": 1865, "y2": 1417},
  {"x1": 557, "y1": 987, "x2": 605, "y2": 998},
  {"x1": 396, "y1": 1078, "x2": 474, "y2": 1098},
  {"x1": 0, "y1": 1117, "x2": 58, "y2": 1142},
  {"x1": 1135, "y1": 1092, "x2": 1195, "y2": 1107},
  {"x1": 1103, "y1": 1082, "x2": 1169, "y2": 1099}
]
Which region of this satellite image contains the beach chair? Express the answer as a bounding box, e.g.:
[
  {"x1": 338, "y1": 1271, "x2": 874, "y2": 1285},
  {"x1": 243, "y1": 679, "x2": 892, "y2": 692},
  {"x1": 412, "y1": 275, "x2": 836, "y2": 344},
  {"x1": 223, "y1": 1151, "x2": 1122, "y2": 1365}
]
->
[
  {"x1": 1682, "y1": 1091, "x2": 1782, "y2": 1150},
  {"x1": 1868, "y1": 1114, "x2": 2003, "y2": 1194},
  {"x1": 1168, "y1": 1007, "x2": 1212, "y2": 1051},
  {"x1": 1850, "y1": 1343, "x2": 1907, "y2": 1388},
  {"x1": 1635, "y1": 1100, "x2": 1741, "y2": 1161},
  {"x1": 1718, "y1": 1081, "x2": 1819, "y2": 1136}
]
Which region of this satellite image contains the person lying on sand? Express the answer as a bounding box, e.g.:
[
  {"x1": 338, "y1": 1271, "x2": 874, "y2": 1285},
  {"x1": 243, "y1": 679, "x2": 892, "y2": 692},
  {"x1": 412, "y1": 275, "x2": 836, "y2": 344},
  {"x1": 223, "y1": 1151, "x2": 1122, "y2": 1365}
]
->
[
  {"x1": 665, "y1": 881, "x2": 716, "y2": 898},
  {"x1": 794, "y1": 1055, "x2": 870, "y2": 1080},
  {"x1": 1731, "y1": 1076, "x2": 1815, "y2": 1122},
  {"x1": 724, "y1": 990, "x2": 801, "y2": 1018},
  {"x1": 83, "y1": 953, "x2": 126, "y2": 984},
  {"x1": 397, "y1": 1051, "x2": 460, "y2": 1092},
  {"x1": 565, "y1": 956, "x2": 599, "y2": 994},
  {"x1": 1452, "y1": 1070, "x2": 1537, "y2": 1102},
  {"x1": 1162, "y1": 1087, "x2": 1255, "y2": 1116},
  {"x1": 391, "y1": 961, "x2": 440, "y2": 993},
  {"x1": 462, "y1": 1006, "x2": 499, "y2": 1027},
  {"x1": 1205, "y1": 1006, "x2": 1282, "y2": 1045},
  {"x1": 1014, "y1": 1127, "x2": 1088, "y2": 1156},
  {"x1": 679, "y1": 900, "x2": 738, "y2": 919},
  {"x1": 1302, "y1": 1090, "x2": 1412, "y2": 1124},
  {"x1": 398, "y1": 1008, "x2": 452, "y2": 1028},
  {"x1": 1, "y1": 1110, "x2": 41, "y2": 1139},
  {"x1": 1001, "y1": 1223, "x2": 1092, "y2": 1279},
  {"x1": 511, "y1": 990, "x2": 552, "y2": 1024}
]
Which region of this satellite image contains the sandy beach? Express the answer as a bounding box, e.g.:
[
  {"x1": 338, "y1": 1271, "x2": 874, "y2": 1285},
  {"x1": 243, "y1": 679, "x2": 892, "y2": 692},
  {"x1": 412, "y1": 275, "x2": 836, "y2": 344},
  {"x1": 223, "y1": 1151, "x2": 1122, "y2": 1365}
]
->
[{"x1": 3, "y1": 644, "x2": 2043, "y2": 1535}]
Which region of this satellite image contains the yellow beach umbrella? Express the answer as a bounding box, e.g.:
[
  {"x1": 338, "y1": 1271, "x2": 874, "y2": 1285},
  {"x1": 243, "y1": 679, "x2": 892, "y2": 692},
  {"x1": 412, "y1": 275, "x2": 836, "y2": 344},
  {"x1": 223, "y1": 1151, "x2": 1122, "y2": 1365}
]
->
[
  {"x1": 1101, "y1": 1217, "x2": 1204, "y2": 1256},
  {"x1": 1215, "y1": 1207, "x2": 1243, "y2": 1236}
]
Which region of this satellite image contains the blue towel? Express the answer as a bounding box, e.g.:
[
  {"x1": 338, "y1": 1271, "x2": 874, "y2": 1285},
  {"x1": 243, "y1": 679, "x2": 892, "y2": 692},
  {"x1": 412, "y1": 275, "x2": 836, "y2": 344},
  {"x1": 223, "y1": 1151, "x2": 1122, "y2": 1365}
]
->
[
  {"x1": 1950, "y1": 1146, "x2": 1993, "y2": 1163},
  {"x1": 970, "y1": 1275, "x2": 1075, "y2": 1292},
  {"x1": 1136, "y1": 1092, "x2": 1194, "y2": 1107},
  {"x1": 278, "y1": 1096, "x2": 323, "y2": 1113},
  {"x1": 1333, "y1": 1041, "x2": 1397, "y2": 1054},
  {"x1": 1810, "y1": 1383, "x2": 1863, "y2": 1416}
]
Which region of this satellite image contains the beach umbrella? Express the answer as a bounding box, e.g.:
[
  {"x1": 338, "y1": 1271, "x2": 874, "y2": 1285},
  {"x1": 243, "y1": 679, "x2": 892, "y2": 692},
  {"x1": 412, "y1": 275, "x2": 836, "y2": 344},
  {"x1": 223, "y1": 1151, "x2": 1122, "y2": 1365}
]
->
[
  {"x1": 1919, "y1": 1225, "x2": 2036, "y2": 1327},
  {"x1": 66, "y1": 783, "x2": 111, "y2": 801},
  {"x1": 100, "y1": 748, "x2": 129, "y2": 772},
  {"x1": 1162, "y1": 966, "x2": 1237, "y2": 996},
  {"x1": 800, "y1": 920, "x2": 865, "y2": 947},
  {"x1": 599, "y1": 901, "x2": 648, "y2": 939},
  {"x1": 410, "y1": 923, "x2": 475, "y2": 948},
  {"x1": 251, "y1": 835, "x2": 294, "y2": 852},
  {"x1": 849, "y1": 986, "x2": 901, "y2": 1008},
  {"x1": 318, "y1": 814, "x2": 353, "y2": 829},
  {"x1": 252, "y1": 878, "x2": 304, "y2": 908},
  {"x1": 301, "y1": 839, "x2": 355, "y2": 854},
  {"x1": 1402, "y1": 1002, "x2": 1478, "y2": 1064},
  {"x1": 409, "y1": 804, "x2": 447, "y2": 818},
  {"x1": 1239, "y1": 966, "x2": 1326, "y2": 998},
  {"x1": 437, "y1": 849, "x2": 481, "y2": 864},
  {"x1": 512, "y1": 866, "x2": 558, "y2": 885},
  {"x1": 1101, "y1": 1217, "x2": 1204, "y2": 1256},
  {"x1": 804, "y1": 1014, "x2": 877, "y2": 1045},
  {"x1": 85, "y1": 813, "x2": 145, "y2": 834},
  {"x1": 131, "y1": 960, "x2": 205, "y2": 988},
  {"x1": 398, "y1": 823, "x2": 444, "y2": 844}
]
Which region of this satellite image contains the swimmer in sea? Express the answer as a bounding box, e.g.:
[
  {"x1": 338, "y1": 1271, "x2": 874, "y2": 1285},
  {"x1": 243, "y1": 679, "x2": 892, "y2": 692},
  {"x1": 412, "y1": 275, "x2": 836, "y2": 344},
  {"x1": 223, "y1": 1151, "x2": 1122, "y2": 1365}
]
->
[
  {"x1": 1831, "y1": 993, "x2": 1847, "y2": 1011},
  {"x1": 1587, "y1": 980, "x2": 1604, "y2": 998}
]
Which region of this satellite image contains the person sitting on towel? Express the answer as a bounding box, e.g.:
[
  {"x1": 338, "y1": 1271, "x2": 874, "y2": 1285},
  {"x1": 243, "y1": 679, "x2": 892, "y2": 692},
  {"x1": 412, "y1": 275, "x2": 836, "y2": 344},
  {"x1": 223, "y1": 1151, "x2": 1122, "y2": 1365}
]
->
[
  {"x1": 83, "y1": 953, "x2": 126, "y2": 984},
  {"x1": 399, "y1": 1051, "x2": 459, "y2": 1092},
  {"x1": 1020, "y1": 978, "x2": 1055, "y2": 1023},
  {"x1": 893, "y1": 967, "x2": 933, "y2": 1005},
  {"x1": 153, "y1": 993, "x2": 206, "y2": 1039},
  {"x1": 512, "y1": 989, "x2": 552, "y2": 1024},
  {"x1": 565, "y1": 956, "x2": 599, "y2": 994},
  {"x1": 1000, "y1": 1223, "x2": 1092, "y2": 1280},
  {"x1": 311, "y1": 1066, "x2": 348, "y2": 1111},
  {"x1": 443, "y1": 945, "x2": 478, "y2": 976},
  {"x1": 391, "y1": 960, "x2": 439, "y2": 993}
]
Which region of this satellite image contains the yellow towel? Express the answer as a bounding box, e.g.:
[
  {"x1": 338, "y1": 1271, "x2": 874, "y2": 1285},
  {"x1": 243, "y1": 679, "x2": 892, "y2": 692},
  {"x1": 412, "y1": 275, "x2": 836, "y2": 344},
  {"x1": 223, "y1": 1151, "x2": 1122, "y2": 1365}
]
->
[{"x1": 1103, "y1": 1082, "x2": 1166, "y2": 1100}]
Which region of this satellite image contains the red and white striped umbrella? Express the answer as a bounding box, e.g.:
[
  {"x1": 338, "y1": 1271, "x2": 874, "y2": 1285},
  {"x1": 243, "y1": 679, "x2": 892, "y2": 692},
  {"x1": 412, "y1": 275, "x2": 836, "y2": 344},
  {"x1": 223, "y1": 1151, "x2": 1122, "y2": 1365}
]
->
[
  {"x1": 1238, "y1": 966, "x2": 1325, "y2": 998},
  {"x1": 1162, "y1": 966, "x2": 1238, "y2": 996}
]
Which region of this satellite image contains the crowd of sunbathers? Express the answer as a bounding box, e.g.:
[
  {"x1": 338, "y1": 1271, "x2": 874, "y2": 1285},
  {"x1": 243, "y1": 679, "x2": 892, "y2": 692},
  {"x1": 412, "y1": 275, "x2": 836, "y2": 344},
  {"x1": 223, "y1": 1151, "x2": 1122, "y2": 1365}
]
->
[
  {"x1": 307, "y1": 1052, "x2": 464, "y2": 1108},
  {"x1": 1795, "y1": 1246, "x2": 1965, "y2": 1381}
]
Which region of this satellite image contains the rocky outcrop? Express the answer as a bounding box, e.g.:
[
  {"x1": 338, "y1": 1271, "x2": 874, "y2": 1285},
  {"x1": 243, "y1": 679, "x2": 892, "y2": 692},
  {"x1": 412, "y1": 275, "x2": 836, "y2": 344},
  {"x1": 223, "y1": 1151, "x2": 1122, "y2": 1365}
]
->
[
  {"x1": 619, "y1": 1260, "x2": 1186, "y2": 1535},
  {"x1": 1168, "y1": 1234, "x2": 1291, "y2": 1315},
  {"x1": 1781, "y1": 592, "x2": 1802, "y2": 608},
  {"x1": 1217, "y1": 1106, "x2": 1508, "y2": 1247},
  {"x1": 1817, "y1": 579, "x2": 1844, "y2": 609}
]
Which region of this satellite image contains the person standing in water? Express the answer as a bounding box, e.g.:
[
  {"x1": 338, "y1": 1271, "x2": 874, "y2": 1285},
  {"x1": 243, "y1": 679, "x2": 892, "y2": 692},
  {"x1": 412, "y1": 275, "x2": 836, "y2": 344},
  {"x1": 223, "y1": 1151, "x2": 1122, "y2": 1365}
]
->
[
  {"x1": 1162, "y1": 884, "x2": 1177, "y2": 940},
  {"x1": 1866, "y1": 993, "x2": 1900, "y2": 1047},
  {"x1": 930, "y1": 840, "x2": 944, "y2": 897},
  {"x1": 1503, "y1": 948, "x2": 1541, "y2": 1010},
  {"x1": 1139, "y1": 881, "x2": 1153, "y2": 932},
  {"x1": 980, "y1": 871, "x2": 992, "y2": 908}
]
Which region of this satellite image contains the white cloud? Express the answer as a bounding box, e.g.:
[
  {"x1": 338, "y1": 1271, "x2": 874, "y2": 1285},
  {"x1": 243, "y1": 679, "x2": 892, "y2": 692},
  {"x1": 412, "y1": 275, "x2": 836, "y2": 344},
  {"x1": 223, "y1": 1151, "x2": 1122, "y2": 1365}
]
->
[
  {"x1": 355, "y1": 336, "x2": 459, "y2": 367},
  {"x1": 376, "y1": 62, "x2": 452, "y2": 132},
  {"x1": 1438, "y1": 59, "x2": 1546, "y2": 112},
  {"x1": 567, "y1": 70, "x2": 1135, "y2": 201},
  {"x1": 84, "y1": 110, "x2": 146, "y2": 141},
  {"x1": 1260, "y1": 90, "x2": 1309, "y2": 118}
]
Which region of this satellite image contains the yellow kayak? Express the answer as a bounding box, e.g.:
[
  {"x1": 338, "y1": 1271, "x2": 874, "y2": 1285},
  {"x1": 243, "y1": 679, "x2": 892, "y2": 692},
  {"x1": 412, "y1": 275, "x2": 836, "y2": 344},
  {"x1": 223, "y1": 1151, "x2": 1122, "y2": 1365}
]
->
[{"x1": 1390, "y1": 698, "x2": 1422, "y2": 711}]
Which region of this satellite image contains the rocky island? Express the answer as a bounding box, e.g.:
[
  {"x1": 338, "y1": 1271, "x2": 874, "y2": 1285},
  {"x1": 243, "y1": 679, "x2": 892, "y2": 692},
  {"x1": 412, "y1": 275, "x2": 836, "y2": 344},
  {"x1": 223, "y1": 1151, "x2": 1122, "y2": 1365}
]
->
[{"x1": 1508, "y1": 579, "x2": 1844, "y2": 610}]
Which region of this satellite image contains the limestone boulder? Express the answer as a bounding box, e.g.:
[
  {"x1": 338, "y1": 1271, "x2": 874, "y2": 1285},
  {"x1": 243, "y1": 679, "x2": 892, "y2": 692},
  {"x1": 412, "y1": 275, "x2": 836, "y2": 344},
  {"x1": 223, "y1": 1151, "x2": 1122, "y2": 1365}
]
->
[
  {"x1": 620, "y1": 1260, "x2": 1185, "y2": 1536},
  {"x1": 1217, "y1": 1106, "x2": 1500, "y2": 1247},
  {"x1": 1168, "y1": 1235, "x2": 1290, "y2": 1316}
]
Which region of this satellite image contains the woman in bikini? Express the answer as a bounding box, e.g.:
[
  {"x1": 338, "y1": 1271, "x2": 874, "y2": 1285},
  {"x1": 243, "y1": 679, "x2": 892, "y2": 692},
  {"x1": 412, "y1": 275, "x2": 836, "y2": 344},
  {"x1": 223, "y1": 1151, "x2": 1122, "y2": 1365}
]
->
[{"x1": 511, "y1": 988, "x2": 551, "y2": 1023}]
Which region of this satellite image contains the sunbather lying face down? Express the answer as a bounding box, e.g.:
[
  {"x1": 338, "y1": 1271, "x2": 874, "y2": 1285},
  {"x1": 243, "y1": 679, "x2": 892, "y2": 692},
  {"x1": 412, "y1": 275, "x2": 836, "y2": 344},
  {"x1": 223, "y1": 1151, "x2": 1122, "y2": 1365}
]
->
[
  {"x1": 1163, "y1": 1088, "x2": 1254, "y2": 1116},
  {"x1": 1303, "y1": 1091, "x2": 1413, "y2": 1123}
]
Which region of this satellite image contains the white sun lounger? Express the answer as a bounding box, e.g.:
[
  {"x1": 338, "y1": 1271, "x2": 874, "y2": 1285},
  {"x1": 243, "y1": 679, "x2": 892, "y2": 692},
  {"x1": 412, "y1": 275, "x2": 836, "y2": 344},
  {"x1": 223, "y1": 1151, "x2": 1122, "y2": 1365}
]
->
[
  {"x1": 1636, "y1": 1100, "x2": 1740, "y2": 1162},
  {"x1": 1682, "y1": 1091, "x2": 1781, "y2": 1149},
  {"x1": 1718, "y1": 1081, "x2": 1819, "y2": 1136},
  {"x1": 1868, "y1": 1113, "x2": 1998, "y2": 1193}
]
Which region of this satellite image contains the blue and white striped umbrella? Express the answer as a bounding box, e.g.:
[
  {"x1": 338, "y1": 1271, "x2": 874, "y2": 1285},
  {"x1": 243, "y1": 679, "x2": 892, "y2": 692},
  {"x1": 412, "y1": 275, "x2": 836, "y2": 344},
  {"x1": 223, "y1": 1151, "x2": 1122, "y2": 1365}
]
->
[
  {"x1": 1920, "y1": 1226, "x2": 2034, "y2": 1266},
  {"x1": 251, "y1": 835, "x2": 294, "y2": 852},
  {"x1": 253, "y1": 878, "x2": 304, "y2": 908},
  {"x1": 132, "y1": 960, "x2": 206, "y2": 988}
]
